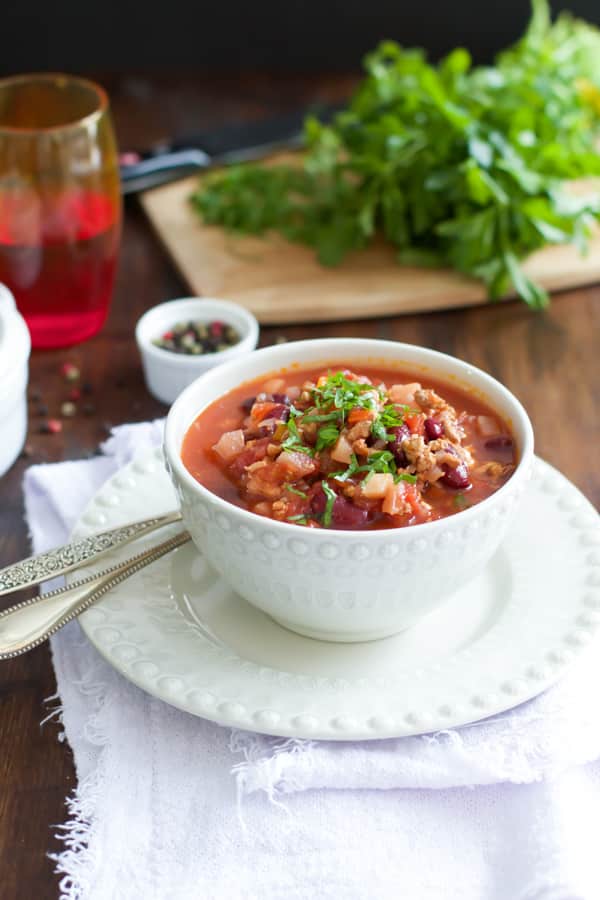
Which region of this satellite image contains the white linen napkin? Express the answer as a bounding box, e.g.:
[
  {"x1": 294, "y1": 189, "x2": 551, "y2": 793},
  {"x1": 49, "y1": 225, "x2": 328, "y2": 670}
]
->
[{"x1": 22, "y1": 421, "x2": 600, "y2": 900}]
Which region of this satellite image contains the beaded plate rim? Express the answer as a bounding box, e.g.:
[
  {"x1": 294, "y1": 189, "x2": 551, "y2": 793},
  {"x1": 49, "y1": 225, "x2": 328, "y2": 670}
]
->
[{"x1": 72, "y1": 447, "x2": 600, "y2": 741}]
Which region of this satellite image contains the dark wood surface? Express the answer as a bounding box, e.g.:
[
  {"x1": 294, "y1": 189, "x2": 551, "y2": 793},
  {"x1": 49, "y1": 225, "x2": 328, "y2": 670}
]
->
[{"x1": 0, "y1": 72, "x2": 599, "y2": 900}]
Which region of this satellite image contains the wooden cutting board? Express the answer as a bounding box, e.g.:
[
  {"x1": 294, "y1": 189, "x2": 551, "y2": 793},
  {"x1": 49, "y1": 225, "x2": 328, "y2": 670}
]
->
[{"x1": 140, "y1": 172, "x2": 600, "y2": 323}]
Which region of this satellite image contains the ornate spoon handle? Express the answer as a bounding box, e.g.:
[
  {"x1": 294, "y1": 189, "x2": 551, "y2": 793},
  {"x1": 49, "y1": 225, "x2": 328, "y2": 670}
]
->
[
  {"x1": 0, "y1": 530, "x2": 191, "y2": 659},
  {"x1": 0, "y1": 510, "x2": 182, "y2": 596}
]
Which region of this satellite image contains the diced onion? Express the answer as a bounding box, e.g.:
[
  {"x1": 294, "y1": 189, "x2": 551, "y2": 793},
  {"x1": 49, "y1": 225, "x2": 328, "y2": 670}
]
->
[
  {"x1": 331, "y1": 434, "x2": 353, "y2": 464},
  {"x1": 477, "y1": 415, "x2": 499, "y2": 437},
  {"x1": 361, "y1": 473, "x2": 394, "y2": 499},
  {"x1": 389, "y1": 382, "x2": 421, "y2": 405},
  {"x1": 382, "y1": 481, "x2": 406, "y2": 515},
  {"x1": 262, "y1": 377, "x2": 286, "y2": 394},
  {"x1": 212, "y1": 429, "x2": 245, "y2": 462}
]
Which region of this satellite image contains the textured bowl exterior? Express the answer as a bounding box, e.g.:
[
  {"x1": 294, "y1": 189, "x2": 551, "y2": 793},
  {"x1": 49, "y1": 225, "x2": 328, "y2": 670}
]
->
[{"x1": 165, "y1": 339, "x2": 534, "y2": 641}]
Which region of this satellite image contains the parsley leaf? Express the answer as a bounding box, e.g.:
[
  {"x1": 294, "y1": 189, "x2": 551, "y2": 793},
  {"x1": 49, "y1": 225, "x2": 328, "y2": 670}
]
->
[
  {"x1": 321, "y1": 482, "x2": 337, "y2": 527},
  {"x1": 281, "y1": 408, "x2": 315, "y2": 456},
  {"x1": 331, "y1": 453, "x2": 361, "y2": 482},
  {"x1": 285, "y1": 485, "x2": 309, "y2": 499},
  {"x1": 316, "y1": 424, "x2": 340, "y2": 452},
  {"x1": 395, "y1": 473, "x2": 417, "y2": 484},
  {"x1": 192, "y1": 0, "x2": 600, "y2": 309},
  {"x1": 371, "y1": 418, "x2": 392, "y2": 443}
]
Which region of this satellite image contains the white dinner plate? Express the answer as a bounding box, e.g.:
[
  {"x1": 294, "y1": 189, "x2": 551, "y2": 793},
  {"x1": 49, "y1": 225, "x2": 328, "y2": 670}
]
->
[{"x1": 73, "y1": 447, "x2": 600, "y2": 741}]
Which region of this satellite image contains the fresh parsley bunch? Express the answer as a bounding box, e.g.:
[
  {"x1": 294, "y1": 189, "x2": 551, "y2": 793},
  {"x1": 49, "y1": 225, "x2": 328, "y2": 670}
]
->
[{"x1": 192, "y1": 0, "x2": 600, "y2": 309}]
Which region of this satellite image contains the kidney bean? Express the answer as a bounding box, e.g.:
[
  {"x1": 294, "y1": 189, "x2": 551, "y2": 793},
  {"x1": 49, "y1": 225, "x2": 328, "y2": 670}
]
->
[
  {"x1": 484, "y1": 436, "x2": 513, "y2": 450},
  {"x1": 331, "y1": 495, "x2": 369, "y2": 529},
  {"x1": 311, "y1": 483, "x2": 327, "y2": 515},
  {"x1": 389, "y1": 424, "x2": 410, "y2": 467},
  {"x1": 441, "y1": 462, "x2": 471, "y2": 489},
  {"x1": 271, "y1": 393, "x2": 290, "y2": 405},
  {"x1": 268, "y1": 404, "x2": 290, "y2": 422},
  {"x1": 310, "y1": 484, "x2": 369, "y2": 528},
  {"x1": 241, "y1": 396, "x2": 256, "y2": 412},
  {"x1": 424, "y1": 418, "x2": 444, "y2": 443}
]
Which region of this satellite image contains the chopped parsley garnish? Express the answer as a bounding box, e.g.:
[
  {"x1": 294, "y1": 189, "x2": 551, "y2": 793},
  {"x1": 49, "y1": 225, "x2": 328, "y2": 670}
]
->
[
  {"x1": 287, "y1": 513, "x2": 310, "y2": 524},
  {"x1": 321, "y1": 481, "x2": 337, "y2": 527},
  {"x1": 312, "y1": 372, "x2": 377, "y2": 414},
  {"x1": 453, "y1": 493, "x2": 470, "y2": 509},
  {"x1": 395, "y1": 473, "x2": 417, "y2": 485},
  {"x1": 285, "y1": 485, "x2": 308, "y2": 499},
  {"x1": 302, "y1": 410, "x2": 342, "y2": 424},
  {"x1": 371, "y1": 418, "x2": 393, "y2": 443},
  {"x1": 281, "y1": 407, "x2": 315, "y2": 456},
  {"x1": 315, "y1": 424, "x2": 340, "y2": 452},
  {"x1": 331, "y1": 453, "x2": 361, "y2": 482},
  {"x1": 357, "y1": 450, "x2": 397, "y2": 476}
]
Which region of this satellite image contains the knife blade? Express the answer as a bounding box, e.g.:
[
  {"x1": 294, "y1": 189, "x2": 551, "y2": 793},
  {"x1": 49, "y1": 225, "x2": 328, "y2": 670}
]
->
[{"x1": 119, "y1": 101, "x2": 344, "y2": 194}]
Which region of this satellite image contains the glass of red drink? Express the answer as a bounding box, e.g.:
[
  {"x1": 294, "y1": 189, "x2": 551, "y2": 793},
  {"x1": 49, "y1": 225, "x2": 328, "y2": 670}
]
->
[{"x1": 0, "y1": 74, "x2": 121, "y2": 348}]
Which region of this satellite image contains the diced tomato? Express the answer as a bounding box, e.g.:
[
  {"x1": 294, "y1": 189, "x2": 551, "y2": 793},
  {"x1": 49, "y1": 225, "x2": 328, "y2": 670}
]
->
[
  {"x1": 228, "y1": 438, "x2": 270, "y2": 478},
  {"x1": 347, "y1": 408, "x2": 372, "y2": 425},
  {"x1": 275, "y1": 450, "x2": 318, "y2": 480},
  {"x1": 250, "y1": 401, "x2": 282, "y2": 423},
  {"x1": 405, "y1": 414, "x2": 425, "y2": 436},
  {"x1": 404, "y1": 484, "x2": 424, "y2": 516}
]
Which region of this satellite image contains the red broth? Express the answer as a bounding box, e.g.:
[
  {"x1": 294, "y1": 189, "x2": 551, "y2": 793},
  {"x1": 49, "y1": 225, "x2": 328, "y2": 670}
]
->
[{"x1": 181, "y1": 363, "x2": 517, "y2": 531}]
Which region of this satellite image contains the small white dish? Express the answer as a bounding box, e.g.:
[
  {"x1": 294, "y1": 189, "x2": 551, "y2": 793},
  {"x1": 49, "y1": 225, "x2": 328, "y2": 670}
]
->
[
  {"x1": 165, "y1": 338, "x2": 534, "y2": 642},
  {"x1": 135, "y1": 297, "x2": 259, "y2": 405},
  {"x1": 0, "y1": 283, "x2": 31, "y2": 477},
  {"x1": 73, "y1": 446, "x2": 600, "y2": 741}
]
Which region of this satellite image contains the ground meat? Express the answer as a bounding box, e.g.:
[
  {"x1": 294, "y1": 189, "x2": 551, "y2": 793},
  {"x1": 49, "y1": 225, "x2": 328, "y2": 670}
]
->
[
  {"x1": 352, "y1": 438, "x2": 371, "y2": 457},
  {"x1": 272, "y1": 498, "x2": 289, "y2": 520},
  {"x1": 346, "y1": 420, "x2": 373, "y2": 443},
  {"x1": 402, "y1": 435, "x2": 473, "y2": 483},
  {"x1": 437, "y1": 408, "x2": 465, "y2": 443},
  {"x1": 414, "y1": 388, "x2": 448, "y2": 412},
  {"x1": 474, "y1": 461, "x2": 515, "y2": 480}
]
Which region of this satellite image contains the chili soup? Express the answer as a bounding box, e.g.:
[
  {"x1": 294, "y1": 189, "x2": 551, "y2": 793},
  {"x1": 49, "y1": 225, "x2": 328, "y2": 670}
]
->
[{"x1": 181, "y1": 363, "x2": 517, "y2": 531}]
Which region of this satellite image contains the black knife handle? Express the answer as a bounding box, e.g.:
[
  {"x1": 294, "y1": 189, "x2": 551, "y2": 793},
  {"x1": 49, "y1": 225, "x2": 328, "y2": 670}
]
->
[{"x1": 120, "y1": 149, "x2": 212, "y2": 194}]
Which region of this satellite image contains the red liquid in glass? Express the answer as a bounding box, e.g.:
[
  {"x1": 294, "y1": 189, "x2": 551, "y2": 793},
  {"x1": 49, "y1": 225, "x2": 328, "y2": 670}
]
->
[{"x1": 0, "y1": 190, "x2": 120, "y2": 348}]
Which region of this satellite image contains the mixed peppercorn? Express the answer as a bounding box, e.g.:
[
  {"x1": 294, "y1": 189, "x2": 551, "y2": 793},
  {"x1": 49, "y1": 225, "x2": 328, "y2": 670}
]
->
[{"x1": 153, "y1": 320, "x2": 240, "y2": 355}]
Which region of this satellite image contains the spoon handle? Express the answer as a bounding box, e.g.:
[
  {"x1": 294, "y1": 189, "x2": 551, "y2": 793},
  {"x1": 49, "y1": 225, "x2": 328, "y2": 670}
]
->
[
  {"x1": 0, "y1": 530, "x2": 191, "y2": 659},
  {"x1": 0, "y1": 510, "x2": 183, "y2": 597}
]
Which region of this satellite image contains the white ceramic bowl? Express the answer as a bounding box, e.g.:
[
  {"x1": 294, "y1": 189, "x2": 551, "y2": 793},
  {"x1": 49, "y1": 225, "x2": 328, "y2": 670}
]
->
[
  {"x1": 135, "y1": 297, "x2": 259, "y2": 404},
  {"x1": 0, "y1": 284, "x2": 31, "y2": 477},
  {"x1": 165, "y1": 339, "x2": 534, "y2": 642}
]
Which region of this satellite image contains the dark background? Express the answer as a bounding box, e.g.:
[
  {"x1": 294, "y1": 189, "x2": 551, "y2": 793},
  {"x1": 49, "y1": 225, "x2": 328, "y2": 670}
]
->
[{"x1": 2, "y1": 0, "x2": 600, "y2": 74}]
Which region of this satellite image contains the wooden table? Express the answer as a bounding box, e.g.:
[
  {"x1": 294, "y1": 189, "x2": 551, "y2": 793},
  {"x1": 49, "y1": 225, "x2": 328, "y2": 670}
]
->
[{"x1": 1, "y1": 73, "x2": 599, "y2": 899}]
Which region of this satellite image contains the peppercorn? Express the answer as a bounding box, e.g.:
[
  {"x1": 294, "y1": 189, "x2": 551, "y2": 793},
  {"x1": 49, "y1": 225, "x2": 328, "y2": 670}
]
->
[
  {"x1": 40, "y1": 419, "x2": 62, "y2": 434},
  {"x1": 152, "y1": 320, "x2": 240, "y2": 356},
  {"x1": 60, "y1": 362, "x2": 80, "y2": 382},
  {"x1": 61, "y1": 401, "x2": 77, "y2": 418}
]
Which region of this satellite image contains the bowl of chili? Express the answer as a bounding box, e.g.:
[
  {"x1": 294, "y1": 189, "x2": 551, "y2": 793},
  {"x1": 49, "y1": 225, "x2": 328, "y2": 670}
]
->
[{"x1": 165, "y1": 338, "x2": 534, "y2": 642}]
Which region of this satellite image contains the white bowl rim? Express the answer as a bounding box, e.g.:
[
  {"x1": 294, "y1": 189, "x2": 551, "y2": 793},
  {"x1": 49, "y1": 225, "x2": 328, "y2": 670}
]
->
[
  {"x1": 135, "y1": 297, "x2": 259, "y2": 368},
  {"x1": 165, "y1": 337, "x2": 534, "y2": 538}
]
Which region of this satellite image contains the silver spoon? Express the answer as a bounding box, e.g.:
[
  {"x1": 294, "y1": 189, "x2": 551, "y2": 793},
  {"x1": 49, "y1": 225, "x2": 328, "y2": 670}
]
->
[
  {"x1": 0, "y1": 530, "x2": 191, "y2": 658},
  {"x1": 0, "y1": 510, "x2": 182, "y2": 596}
]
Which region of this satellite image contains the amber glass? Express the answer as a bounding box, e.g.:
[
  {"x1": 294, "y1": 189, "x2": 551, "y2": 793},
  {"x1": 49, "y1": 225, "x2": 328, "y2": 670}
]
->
[{"x1": 0, "y1": 74, "x2": 121, "y2": 348}]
